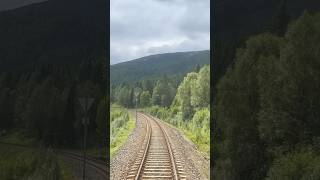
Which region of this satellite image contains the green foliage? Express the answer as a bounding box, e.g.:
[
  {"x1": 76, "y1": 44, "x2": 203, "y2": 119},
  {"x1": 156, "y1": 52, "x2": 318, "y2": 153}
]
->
[
  {"x1": 110, "y1": 106, "x2": 135, "y2": 158},
  {"x1": 111, "y1": 74, "x2": 180, "y2": 108},
  {"x1": 0, "y1": 130, "x2": 36, "y2": 145},
  {"x1": 0, "y1": 146, "x2": 73, "y2": 180},
  {"x1": 146, "y1": 65, "x2": 210, "y2": 155},
  {"x1": 189, "y1": 108, "x2": 210, "y2": 153},
  {"x1": 175, "y1": 72, "x2": 198, "y2": 120},
  {"x1": 140, "y1": 91, "x2": 151, "y2": 107},
  {"x1": 214, "y1": 12, "x2": 320, "y2": 179},
  {"x1": 192, "y1": 65, "x2": 210, "y2": 108},
  {"x1": 96, "y1": 97, "x2": 108, "y2": 138},
  {"x1": 151, "y1": 79, "x2": 176, "y2": 107},
  {"x1": 0, "y1": 59, "x2": 106, "y2": 148},
  {"x1": 267, "y1": 0, "x2": 290, "y2": 36},
  {"x1": 266, "y1": 149, "x2": 320, "y2": 180},
  {"x1": 111, "y1": 50, "x2": 210, "y2": 85}
]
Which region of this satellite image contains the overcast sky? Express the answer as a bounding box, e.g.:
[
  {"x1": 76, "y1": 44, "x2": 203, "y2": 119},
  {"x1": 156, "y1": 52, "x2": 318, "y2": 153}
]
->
[{"x1": 111, "y1": 0, "x2": 210, "y2": 64}]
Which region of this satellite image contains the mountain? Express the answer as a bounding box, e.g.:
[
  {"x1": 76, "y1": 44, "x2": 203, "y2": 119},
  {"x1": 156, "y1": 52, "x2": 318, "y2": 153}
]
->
[
  {"x1": 110, "y1": 50, "x2": 210, "y2": 85},
  {"x1": 0, "y1": 0, "x2": 107, "y2": 72}
]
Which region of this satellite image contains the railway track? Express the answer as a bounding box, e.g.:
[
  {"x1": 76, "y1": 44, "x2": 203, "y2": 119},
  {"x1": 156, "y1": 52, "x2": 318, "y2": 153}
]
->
[
  {"x1": 126, "y1": 113, "x2": 187, "y2": 180},
  {"x1": 57, "y1": 150, "x2": 108, "y2": 179},
  {"x1": 0, "y1": 141, "x2": 108, "y2": 179}
]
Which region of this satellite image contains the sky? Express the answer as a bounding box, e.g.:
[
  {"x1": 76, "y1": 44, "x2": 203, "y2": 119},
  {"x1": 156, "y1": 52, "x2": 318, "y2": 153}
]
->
[
  {"x1": 111, "y1": 0, "x2": 210, "y2": 64},
  {"x1": 0, "y1": 0, "x2": 46, "y2": 12}
]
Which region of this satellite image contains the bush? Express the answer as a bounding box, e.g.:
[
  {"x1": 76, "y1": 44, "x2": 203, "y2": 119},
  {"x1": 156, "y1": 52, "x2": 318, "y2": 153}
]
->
[
  {"x1": 267, "y1": 149, "x2": 320, "y2": 180},
  {"x1": 110, "y1": 106, "x2": 135, "y2": 158}
]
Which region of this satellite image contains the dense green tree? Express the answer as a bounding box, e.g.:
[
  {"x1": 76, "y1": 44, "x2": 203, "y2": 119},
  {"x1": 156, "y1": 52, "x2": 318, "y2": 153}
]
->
[
  {"x1": 142, "y1": 79, "x2": 154, "y2": 94},
  {"x1": 266, "y1": 149, "x2": 320, "y2": 180},
  {"x1": 268, "y1": 0, "x2": 290, "y2": 36},
  {"x1": 117, "y1": 86, "x2": 130, "y2": 107},
  {"x1": 175, "y1": 72, "x2": 198, "y2": 120},
  {"x1": 140, "y1": 91, "x2": 151, "y2": 107},
  {"x1": 0, "y1": 88, "x2": 14, "y2": 129},
  {"x1": 152, "y1": 81, "x2": 162, "y2": 106},
  {"x1": 214, "y1": 12, "x2": 320, "y2": 179},
  {"x1": 192, "y1": 65, "x2": 210, "y2": 108}
]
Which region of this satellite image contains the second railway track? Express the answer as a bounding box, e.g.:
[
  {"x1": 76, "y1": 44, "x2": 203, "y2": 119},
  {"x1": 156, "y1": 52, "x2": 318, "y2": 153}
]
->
[{"x1": 126, "y1": 112, "x2": 187, "y2": 180}]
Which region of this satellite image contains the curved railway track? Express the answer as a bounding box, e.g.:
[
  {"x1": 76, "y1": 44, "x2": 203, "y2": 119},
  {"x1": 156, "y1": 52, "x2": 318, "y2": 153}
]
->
[
  {"x1": 57, "y1": 150, "x2": 108, "y2": 179},
  {"x1": 0, "y1": 141, "x2": 108, "y2": 179},
  {"x1": 126, "y1": 112, "x2": 187, "y2": 180}
]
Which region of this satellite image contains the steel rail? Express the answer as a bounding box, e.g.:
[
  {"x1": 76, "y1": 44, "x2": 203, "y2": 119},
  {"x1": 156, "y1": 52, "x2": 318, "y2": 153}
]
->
[
  {"x1": 134, "y1": 113, "x2": 152, "y2": 180},
  {"x1": 152, "y1": 115, "x2": 179, "y2": 180},
  {"x1": 57, "y1": 150, "x2": 108, "y2": 178},
  {"x1": 131, "y1": 113, "x2": 179, "y2": 180}
]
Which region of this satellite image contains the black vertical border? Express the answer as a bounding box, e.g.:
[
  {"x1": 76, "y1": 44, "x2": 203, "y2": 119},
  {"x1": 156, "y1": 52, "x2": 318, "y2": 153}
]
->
[{"x1": 106, "y1": 0, "x2": 111, "y2": 176}]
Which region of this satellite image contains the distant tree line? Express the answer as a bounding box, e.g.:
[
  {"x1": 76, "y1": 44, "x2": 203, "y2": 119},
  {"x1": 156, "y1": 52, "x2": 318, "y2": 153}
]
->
[{"x1": 110, "y1": 74, "x2": 183, "y2": 108}]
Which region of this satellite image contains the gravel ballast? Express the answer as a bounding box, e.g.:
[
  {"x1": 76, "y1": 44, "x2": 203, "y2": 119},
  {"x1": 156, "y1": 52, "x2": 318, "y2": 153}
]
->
[
  {"x1": 110, "y1": 111, "x2": 147, "y2": 180},
  {"x1": 110, "y1": 112, "x2": 210, "y2": 180}
]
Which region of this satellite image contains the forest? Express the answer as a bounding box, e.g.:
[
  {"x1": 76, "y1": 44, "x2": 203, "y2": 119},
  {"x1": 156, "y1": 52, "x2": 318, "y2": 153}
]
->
[
  {"x1": 0, "y1": 0, "x2": 107, "y2": 150},
  {"x1": 0, "y1": 56, "x2": 107, "y2": 179},
  {"x1": 213, "y1": 11, "x2": 320, "y2": 179},
  {"x1": 110, "y1": 50, "x2": 210, "y2": 85},
  {"x1": 0, "y1": 57, "x2": 107, "y2": 148},
  {"x1": 110, "y1": 65, "x2": 210, "y2": 154}
]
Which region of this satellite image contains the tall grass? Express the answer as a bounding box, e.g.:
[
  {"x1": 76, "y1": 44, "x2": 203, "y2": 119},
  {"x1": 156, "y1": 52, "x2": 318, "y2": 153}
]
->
[
  {"x1": 110, "y1": 105, "x2": 135, "y2": 159},
  {"x1": 0, "y1": 146, "x2": 74, "y2": 180},
  {"x1": 0, "y1": 131, "x2": 75, "y2": 180}
]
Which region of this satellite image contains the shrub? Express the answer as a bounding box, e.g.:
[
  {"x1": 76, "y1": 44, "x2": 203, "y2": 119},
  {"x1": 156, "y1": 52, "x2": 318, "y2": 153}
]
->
[{"x1": 266, "y1": 149, "x2": 320, "y2": 180}]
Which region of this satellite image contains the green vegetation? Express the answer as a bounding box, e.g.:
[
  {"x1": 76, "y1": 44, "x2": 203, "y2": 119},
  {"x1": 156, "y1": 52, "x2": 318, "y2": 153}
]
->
[
  {"x1": 0, "y1": 0, "x2": 107, "y2": 153},
  {"x1": 0, "y1": 32, "x2": 107, "y2": 179},
  {"x1": 0, "y1": 145, "x2": 75, "y2": 180},
  {"x1": 111, "y1": 63, "x2": 210, "y2": 155},
  {"x1": 266, "y1": 148, "x2": 320, "y2": 180},
  {"x1": 110, "y1": 50, "x2": 209, "y2": 85},
  {"x1": 111, "y1": 75, "x2": 180, "y2": 109},
  {"x1": 0, "y1": 129, "x2": 36, "y2": 145},
  {"x1": 214, "y1": 12, "x2": 320, "y2": 179},
  {"x1": 110, "y1": 105, "x2": 135, "y2": 159},
  {"x1": 0, "y1": 0, "x2": 107, "y2": 178},
  {"x1": 0, "y1": 58, "x2": 107, "y2": 148},
  {"x1": 146, "y1": 65, "x2": 210, "y2": 155},
  {"x1": 0, "y1": 130, "x2": 75, "y2": 179}
]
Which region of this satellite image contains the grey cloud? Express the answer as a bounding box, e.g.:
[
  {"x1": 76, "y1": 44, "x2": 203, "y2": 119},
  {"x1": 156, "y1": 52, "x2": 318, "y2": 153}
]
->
[{"x1": 111, "y1": 0, "x2": 210, "y2": 64}]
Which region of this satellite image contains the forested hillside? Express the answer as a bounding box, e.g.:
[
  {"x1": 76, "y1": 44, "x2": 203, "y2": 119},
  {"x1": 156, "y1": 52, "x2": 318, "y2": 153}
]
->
[
  {"x1": 110, "y1": 50, "x2": 209, "y2": 85},
  {"x1": 0, "y1": 0, "x2": 106, "y2": 71},
  {"x1": 0, "y1": 0, "x2": 108, "y2": 151},
  {"x1": 214, "y1": 12, "x2": 320, "y2": 179},
  {"x1": 0, "y1": 59, "x2": 107, "y2": 147}
]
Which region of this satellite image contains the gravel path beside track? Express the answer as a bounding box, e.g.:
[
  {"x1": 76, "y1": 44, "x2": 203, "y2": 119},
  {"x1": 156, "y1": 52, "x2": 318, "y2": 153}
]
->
[{"x1": 110, "y1": 111, "x2": 147, "y2": 180}]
